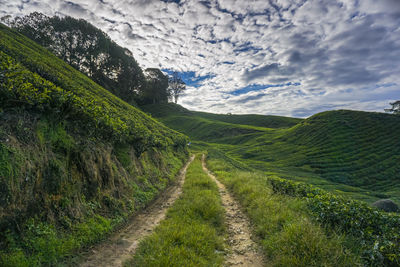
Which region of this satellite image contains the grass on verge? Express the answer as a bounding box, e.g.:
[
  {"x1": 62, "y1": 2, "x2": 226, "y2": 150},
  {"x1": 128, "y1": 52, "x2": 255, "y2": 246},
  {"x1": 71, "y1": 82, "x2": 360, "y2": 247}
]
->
[
  {"x1": 206, "y1": 152, "x2": 362, "y2": 267},
  {"x1": 125, "y1": 155, "x2": 226, "y2": 267}
]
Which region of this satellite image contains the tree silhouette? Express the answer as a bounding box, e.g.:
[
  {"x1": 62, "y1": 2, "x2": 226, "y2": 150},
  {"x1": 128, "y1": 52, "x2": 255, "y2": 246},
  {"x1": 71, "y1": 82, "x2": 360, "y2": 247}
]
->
[
  {"x1": 385, "y1": 100, "x2": 400, "y2": 114},
  {"x1": 168, "y1": 72, "x2": 186, "y2": 104}
]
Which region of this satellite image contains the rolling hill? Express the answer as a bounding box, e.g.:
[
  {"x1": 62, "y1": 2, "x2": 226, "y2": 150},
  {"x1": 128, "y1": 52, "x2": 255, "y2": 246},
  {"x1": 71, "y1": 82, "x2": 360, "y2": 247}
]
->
[
  {"x1": 143, "y1": 103, "x2": 400, "y2": 204},
  {"x1": 141, "y1": 103, "x2": 300, "y2": 143},
  {"x1": 142, "y1": 103, "x2": 400, "y2": 266},
  {"x1": 141, "y1": 103, "x2": 302, "y2": 128},
  {"x1": 282, "y1": 110, "x2": 400, "y2": 190}
]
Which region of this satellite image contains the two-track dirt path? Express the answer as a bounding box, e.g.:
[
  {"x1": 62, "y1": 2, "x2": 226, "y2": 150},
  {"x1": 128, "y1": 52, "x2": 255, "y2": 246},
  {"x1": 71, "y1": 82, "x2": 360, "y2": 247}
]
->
[
  {"x1": 201, "y1": 154, "x2": 264, "y2": 267},
  {"x1": 80, "y1": 155, "x2": 195, "y2": 267}
]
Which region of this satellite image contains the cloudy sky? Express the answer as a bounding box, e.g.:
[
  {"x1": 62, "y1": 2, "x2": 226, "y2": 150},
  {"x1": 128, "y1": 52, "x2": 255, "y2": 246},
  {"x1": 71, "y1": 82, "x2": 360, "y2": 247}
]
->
[{"x1": 2, "y1": 0, "x2": 400, "y2": 117}]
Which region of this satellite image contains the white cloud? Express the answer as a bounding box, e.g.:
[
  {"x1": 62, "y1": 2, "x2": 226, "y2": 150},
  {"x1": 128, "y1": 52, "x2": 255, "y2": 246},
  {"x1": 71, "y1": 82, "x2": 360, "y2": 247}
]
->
[{"x1": 2, "y1": 0, "x2": 400, "y2": 117}]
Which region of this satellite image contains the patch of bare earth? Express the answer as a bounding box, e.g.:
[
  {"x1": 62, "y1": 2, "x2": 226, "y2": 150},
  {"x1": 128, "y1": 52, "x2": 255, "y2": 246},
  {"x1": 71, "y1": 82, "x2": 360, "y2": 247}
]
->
[
  {"x1": 80, "y1": 155, "x2": 195, "y2": 267},
  {"x1": 202, "y1": 154, "x2": 265, "y2": 267}
]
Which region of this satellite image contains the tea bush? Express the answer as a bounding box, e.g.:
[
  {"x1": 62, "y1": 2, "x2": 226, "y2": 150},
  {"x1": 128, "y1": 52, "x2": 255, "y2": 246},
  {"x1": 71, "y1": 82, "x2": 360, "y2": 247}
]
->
[
  {"x1": 269, "y1": 177, "x2": 400, "y2": 266},
  {"x1": 0, "y1": 51, "x2": 188, "y2": 150},
  {"x1": 0, "y1": 24, "x2": 188, "y2": 152}
]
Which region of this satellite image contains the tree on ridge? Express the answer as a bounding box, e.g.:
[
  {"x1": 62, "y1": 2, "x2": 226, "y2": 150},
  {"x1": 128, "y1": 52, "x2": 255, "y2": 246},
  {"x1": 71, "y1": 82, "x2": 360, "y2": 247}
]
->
[
  {"x1": 168, "y1": 72, "x2": 186, "y2": 104},
  {"x1": 385, "y1": 100, "x2": 400, "y2": 114}
]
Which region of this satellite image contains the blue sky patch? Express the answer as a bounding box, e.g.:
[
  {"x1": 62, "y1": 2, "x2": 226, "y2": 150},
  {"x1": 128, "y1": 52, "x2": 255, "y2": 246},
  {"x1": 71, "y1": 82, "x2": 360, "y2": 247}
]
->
[{"x1": 162, "y1": 69, "x2": 215, "y2": 88}]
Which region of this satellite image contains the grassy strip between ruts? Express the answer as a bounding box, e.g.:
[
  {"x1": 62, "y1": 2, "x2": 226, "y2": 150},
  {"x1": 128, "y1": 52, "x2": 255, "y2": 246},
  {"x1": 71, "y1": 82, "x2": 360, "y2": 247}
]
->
[
  {"x1": 124, "y1": 155, "x2": 226, "y2": 267},
  {"x1": 206, "y1": 151, "x2": 363, "y2": 267}
]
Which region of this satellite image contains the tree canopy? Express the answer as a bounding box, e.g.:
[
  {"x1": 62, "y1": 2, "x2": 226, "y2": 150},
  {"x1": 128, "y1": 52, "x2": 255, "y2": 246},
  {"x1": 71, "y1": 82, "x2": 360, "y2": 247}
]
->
[
  {"x1": 142, "y1": 68, "x2": 169, "y2": 104},
  {"x1": 6, "y1": 12, "x2": 147, "y2": 105}
]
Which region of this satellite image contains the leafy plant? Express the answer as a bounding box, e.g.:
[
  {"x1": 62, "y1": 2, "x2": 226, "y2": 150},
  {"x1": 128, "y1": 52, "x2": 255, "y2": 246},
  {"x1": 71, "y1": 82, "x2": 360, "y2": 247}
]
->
[{"x1": 268, "y1": 176, "x2": 400, "y2": 266}]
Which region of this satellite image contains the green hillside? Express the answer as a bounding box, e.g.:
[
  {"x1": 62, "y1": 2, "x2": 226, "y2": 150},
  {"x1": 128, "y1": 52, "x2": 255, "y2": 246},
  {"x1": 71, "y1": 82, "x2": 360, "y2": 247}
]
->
[
  {"x1": 142, "y1": 103, "x2": 301, "y2": 128},
  {"x1": 282, "y1": 110, "x2": 400, "y2": 190},
  {"x1": 144, "y1": 103, "x2": 400, "y2": 204},
  {"x1": 2, "y1": 18, "x2": 400, "y2": 266},
  {"x1": 205, "y1": 151, "x2": 400, "y2": 266},
  {"x1": 141, "y1": 103, "x2": 299, "y2": 143},
  {"x1": 0, "y1": 24, "x2": 188, "y2": 265},
  {"x1": 194, "y1": 110, "x2": 302, "y2": 128}
]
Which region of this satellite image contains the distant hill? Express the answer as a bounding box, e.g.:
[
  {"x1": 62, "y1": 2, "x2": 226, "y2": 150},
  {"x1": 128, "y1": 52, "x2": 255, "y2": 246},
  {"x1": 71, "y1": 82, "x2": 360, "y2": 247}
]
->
[
  {"x1": 194, "y1": 110, "x2": 302, "y2": 128},
  {"x1": 141, "y1": 103, "x2": 300, "y2": 142},
  {"x1": 0, "y1": 23, "x2": 188, "y2": 264},
  {"x1": 142, "y1": 103, "x2": 302, "y2": 128}
]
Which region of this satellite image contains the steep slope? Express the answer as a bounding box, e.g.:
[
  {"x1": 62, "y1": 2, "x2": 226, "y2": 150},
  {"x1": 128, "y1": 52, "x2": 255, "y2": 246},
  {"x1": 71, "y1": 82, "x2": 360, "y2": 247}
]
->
[
  {"x1": 8, "y1": 13, "x2": 146, "y2": 106},
  {"x1": 0, "y1": 24, "x2": 188, "y2": 265}
]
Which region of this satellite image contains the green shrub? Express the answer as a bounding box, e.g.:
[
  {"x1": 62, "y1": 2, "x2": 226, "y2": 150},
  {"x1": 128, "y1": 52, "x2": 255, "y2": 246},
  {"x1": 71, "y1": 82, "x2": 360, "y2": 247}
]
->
[
  {"x1": 0, "y1": 215, "x2": 113, "y2": 266},
  {"x1": 268, "y1": 176, "x2": 400, "y2": 266},
  {"x1": 0, "y1": 144, "x2": 13, "y2": 205}
]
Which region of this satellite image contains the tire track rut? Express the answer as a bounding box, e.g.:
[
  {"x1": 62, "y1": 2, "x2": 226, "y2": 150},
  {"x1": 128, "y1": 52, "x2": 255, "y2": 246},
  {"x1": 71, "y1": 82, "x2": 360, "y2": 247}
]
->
[{"x1": 201, "y1": 154, "x2": 264, "y2": 267}]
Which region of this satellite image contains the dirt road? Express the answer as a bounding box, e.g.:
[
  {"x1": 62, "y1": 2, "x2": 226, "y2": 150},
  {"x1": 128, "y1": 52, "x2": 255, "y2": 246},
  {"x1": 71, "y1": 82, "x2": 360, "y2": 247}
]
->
[{"x1": 80, "y1": 155, "x2": 195, "y2": 267}]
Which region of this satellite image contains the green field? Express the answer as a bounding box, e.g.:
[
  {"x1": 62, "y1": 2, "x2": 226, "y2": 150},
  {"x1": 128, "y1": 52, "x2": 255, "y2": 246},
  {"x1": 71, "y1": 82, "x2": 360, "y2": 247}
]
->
[
  {"x1": 204, "y1": 150, "x2": 399, "y2": 266},
  {"x1": 205, "y1": 152, "x2": 362, "y2": 266},
  {"x1": 140, "y1": 103, "x2": 400, "y2": 266}
]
